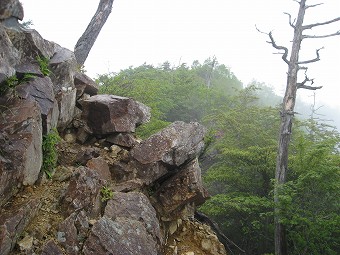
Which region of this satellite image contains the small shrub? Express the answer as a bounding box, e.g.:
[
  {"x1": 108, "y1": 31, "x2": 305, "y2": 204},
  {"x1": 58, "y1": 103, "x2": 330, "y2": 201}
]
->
[
  {"x1": 36, "y1": 55, "x2": 51, "y2": 76},
  {"x1": 42, "y1": 128, "x2": 61, "y2": 178},
  {"x1": 0, "y1": 75, "x2": 19, "y2": 96},
  {"x1": 100, "y1": 186, "x2": 113, "y2": 202}
]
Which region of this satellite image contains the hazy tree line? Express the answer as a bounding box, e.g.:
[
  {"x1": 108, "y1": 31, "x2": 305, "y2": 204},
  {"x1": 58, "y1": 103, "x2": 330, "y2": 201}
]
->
[{"x1": 97, "y1": 59, "x2": 340, "y2": 255}]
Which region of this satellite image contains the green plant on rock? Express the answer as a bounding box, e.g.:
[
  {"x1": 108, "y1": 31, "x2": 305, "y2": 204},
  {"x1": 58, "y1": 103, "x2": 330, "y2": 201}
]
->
[
  {"x1": 22, "y1": 73, "x2": 36, "y2": 82},
  {"x1": 42, "y1": 128, "x2": 61, "y2": 178},
  {"x1": 100, "y1": 186, "x2": 113, "y2": 202},
  {"x1": 36, "y1": 55, "x2": 51, "y2": 76},
  {"x1": 0, "y1": 75, "x2": 19, "y2": 96}
]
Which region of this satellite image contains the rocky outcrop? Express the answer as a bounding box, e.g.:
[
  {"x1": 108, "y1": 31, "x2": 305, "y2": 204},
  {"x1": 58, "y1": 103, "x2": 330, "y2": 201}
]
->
[
  {"x1": 0, "y1": 99, "x2": 42, "y2": 205},
  {"x1": 0, "y1": 7, "x2": 227, "y2": 255},
  {"x1": 81, "y1": 94, "x2": 151, "y2": 134}
]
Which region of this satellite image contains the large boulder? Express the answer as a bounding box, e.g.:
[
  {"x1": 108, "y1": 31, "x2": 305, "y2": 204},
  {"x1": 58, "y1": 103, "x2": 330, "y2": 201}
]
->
[
  {"x1": 74, "y1": 71, "x2": 98, "y2": 99},
  {"x1": 104, "y1": 192, "x2": 163, "y2": 246},
  {"x1": 81, "y1": 94, "x2": 151, "y2": 134},
  {"x1": 131, "y1": 121, "x2": 206, "y2": 166},
  {"x1": 58, "y1": 210, "x2": 90, "y2": 255},
  {"x1": 61, "y1": 166, "x2": 105, "y2": 218},
  {"x1": 49, "y1": 47, "x2": 78, "y2": 130},
  {"x1": 153, "y1": 158, "x2": 209, "y2": 220},
  {"x1": 83, "y1": 217, "x2": 160, "y2": 255},
  {"x1": 0, "y1": 198, "x2": 41, "y2": 255},
  {"x1": 16, "y1": 76, "x2": 59, "y2": 134},
  {"x1": 0, "y1": 25, "x2": 19, "y2": 84},
  {"x1": 0, "y1": 99, "x2": 42, "y2": 206},
  {"x1": 5, "y1": 28, "x2": 60, "y2": 60}
]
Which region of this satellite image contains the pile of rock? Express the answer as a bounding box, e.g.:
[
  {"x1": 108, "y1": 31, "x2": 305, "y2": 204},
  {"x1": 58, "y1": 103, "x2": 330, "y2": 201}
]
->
[{"x1": 0, "y1": 9, "x2": 226, "y2": 255}]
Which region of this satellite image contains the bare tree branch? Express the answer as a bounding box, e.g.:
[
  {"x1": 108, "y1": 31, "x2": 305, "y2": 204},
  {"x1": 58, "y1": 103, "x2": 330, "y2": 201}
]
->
[
  {"x1": 284, "y1": 12, "x2": 295, "y2": 28},
  {"x1": 297, "y1": 75, "x2": 322, "y2": 90},
  {"x1": 298, "y1": 84, "x2": 323, "y2": 90},
  {"x1": 297, "y1": 47, "x2": 323, "y2": 64},
  {"x1": 305, "y1": 3, "x2": 324, "y2": 9},
  {"x1": 256, "y1": 26, "x2": 290, "y2": 65},
  {"x1": 303, "y1": 31, "x2": 340, "y2": 39},
  {"x1": 303, "y1": 16, "x2": 340, "y2": 29}
]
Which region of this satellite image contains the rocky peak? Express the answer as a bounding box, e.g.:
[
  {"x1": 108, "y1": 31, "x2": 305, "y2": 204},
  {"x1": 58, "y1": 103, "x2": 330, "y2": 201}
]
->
[{"x1": 0, "y1": 19, "x2": 227, "y2": 255}]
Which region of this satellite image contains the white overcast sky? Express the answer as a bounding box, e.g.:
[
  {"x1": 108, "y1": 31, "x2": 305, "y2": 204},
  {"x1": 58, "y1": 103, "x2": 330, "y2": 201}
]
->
[{"x1": 22, "y1": 0, "x2": 340, "y2": 110}]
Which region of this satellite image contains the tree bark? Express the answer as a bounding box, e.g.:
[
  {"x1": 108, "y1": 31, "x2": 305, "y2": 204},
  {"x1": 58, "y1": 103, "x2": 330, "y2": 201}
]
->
[
  {"x1": 74, "y1": 0, "x2": 114, "y2": 66},
  {"x1": 274, "y1": 1, "x2": 306, "y2": 254}
]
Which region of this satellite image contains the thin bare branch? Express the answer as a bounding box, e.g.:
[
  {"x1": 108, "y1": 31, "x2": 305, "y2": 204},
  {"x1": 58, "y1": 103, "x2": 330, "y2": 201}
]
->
[
  {"x1": 305, "y1": 3, "x2": 324, "y2": 9},
  {"x1": 303, "y1": 17, "x2": 340, "y2": 29},
  {"x1": 284, "y1": 12, "x2": 295, "y2": 28},
  {"x1": 255, "y1": 25, "x2": 290, "y2": 65},
  {"x1": 297, "y1": 47, "x2": 323, "y2": 64},
  {"x1": 297, "y1": 75, "x2": 322, "y2": 90},
  {"x1": 303, "y1": 31, "x2": 340, "y2": 39},
  {"x1": 298, "y1": 84, "x2": 323, "y2": 90}
]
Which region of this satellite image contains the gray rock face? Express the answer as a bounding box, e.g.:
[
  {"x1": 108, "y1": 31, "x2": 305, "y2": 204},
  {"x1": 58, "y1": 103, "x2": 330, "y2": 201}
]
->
[
  {"x1": 104, "y1": 192, "x2": 163, "y2": 246},
  {"x1": 0, "y1": 99, "x2": 42, "y2": 206},
  {"x1": 61, "y1": 167, "x2": 105, "y2": 218},
  {"x1": 0, "y1": 26, "x2": 19, "y2": 84},
  {"x1": 153, "y1": 158, "x2": 209, "y2": 219},
  {"x1": 49, "y1": 47, "x2": 78, "y2": 130},
  {"x1": 83, "y1": 217, "x2": 160, "y2": 255},
  {"x1": 6, "y1": 28, "x2": 60, "y2": 60},
  {"x1": 58, "y1": 210, "x2": 90, "y2": 255},
  {"x1": 41, "y1": 240, "x2": 64, "y2": 255},
  {"x1": 16, "y1": 76, "x2": 59, "y2": 134},
  {"x1": 131, "y1": 121, "x2": 206, "y2": 166},
  {"x1": 74, "y1": 72, "x2": 98, "y2": 98},
  {"x1": 81, "y1": 94, "x2": 151, "y2": 134},
  {"x1": 0, "y1": 198, "x2": 41, "y2": 255},
  {"x1": 106, "y1": 133, "x2": 138, "y2": 148},
  {"x1": 0, "y1": 0, "x2": 24, "y2": 20}
]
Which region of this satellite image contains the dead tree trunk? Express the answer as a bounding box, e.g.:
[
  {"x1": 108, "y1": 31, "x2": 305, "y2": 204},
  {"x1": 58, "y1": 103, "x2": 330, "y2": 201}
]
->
[
  {"x1": 74, "y1": 0, "x2": 114, "y2": 66},
  {"x1": 258, "y1": 1, "x2": 340, "y2": 254}
]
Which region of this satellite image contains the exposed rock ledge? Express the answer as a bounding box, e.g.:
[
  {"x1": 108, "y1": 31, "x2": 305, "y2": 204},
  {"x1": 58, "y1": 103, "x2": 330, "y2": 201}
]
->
[{"x1": 0, "y1": 22, "x2": 227, "y2": 255}]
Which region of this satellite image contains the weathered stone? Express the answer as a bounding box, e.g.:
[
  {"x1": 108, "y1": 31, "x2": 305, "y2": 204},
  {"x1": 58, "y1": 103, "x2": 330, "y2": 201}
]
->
[
  {"x1": 56, "y1": 88, "x2": 76, "y2": 130},
  {"x1": 86, "y1": 156, "x2": 111, "y2": 181},
  {"x1": 41, "y1": 240, "x2": 64, "y2": 255},
  {"x1": 110, "y1": 161, "x2": 136, "y2": 182},
  {"x1": 154, "y1": 158, "x2": 209, "y2": 219},
  {"x1": 49, "y1": 47, "x2": 77, "y2": 130},
  {"x1": 61, "y1": 166, "x2": 105, "y2": 218},
  {"x1": 106, "y1": 132, "x2": 138, "y2": 148},
  {"x1": 81, "y1": 94, "x2": 151, "y2": 134},
  {"x1": 131, "y1": 121, "x2": 206, "y2": 166},
  {"x1": 16, "y1": 76, "x2": 59, "y2": 134},
  {"x1": 83, "y1": 216, "x2": 160, "y2": 255},
  {"x1": 0, "y1": 0, "x2": 24, "y2": 20},
  {"x1": 0, "y1": 26, "x2": 19, "y2": 83},
  {"x1": 17, "y1": 235, "x2": 33, "y2": 251},
  {"x1": 74, "y1": 71, "x2": 98, "y2": 98},
  {"x1": 112, "y1": 179, "x2": 144, "y2": 192},
  {"x1": 58, "y1": 211, "x2": 90, "y2": 255},
  {"x1": 0, "y1": 99, "x2": 42, "y2": 205},
  {"x1": 15, "y1": 61, "x2": 43, "y2": 77},
  {"x1": 104, "y1": 192, "x2": 162, "y2": 245},
  {"x1": 75, "y1": 147, "x2": 101, "y2": 166},
  {"x1": 0, "y1": 198, "x2": 41, "y2": 255},
  {"x1": 5, "y1": 28, "x2": 61, "y2": 60},
  {"x1": 49, "y1": 47, "x2": 76, "y2": 93}
]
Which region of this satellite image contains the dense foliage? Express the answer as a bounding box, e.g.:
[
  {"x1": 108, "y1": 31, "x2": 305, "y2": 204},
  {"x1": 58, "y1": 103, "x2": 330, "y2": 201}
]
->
[{"x1": 97, "y1": 59, "x2": 340, "y2": 255}]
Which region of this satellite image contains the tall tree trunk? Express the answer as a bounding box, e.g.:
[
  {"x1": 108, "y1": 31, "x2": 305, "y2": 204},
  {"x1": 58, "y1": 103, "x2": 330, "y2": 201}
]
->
[
  {"x1": 74, "y1": 0, "x2": 114, "y2": 66},
  {"x1": 274, "y1": 1, "x2": 306, "y2": 254}
]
